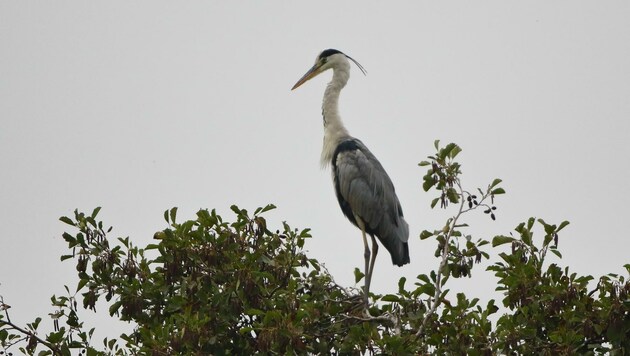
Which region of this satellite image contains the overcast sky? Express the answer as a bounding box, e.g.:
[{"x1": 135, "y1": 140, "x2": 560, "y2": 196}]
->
[{"x1": 2, "y1": 1, "x2": 629, "y2": 342}]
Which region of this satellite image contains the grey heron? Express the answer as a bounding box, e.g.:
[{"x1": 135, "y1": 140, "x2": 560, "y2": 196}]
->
[{"x1": 291, "y1": 49, "x2": 410, "y2": 305}]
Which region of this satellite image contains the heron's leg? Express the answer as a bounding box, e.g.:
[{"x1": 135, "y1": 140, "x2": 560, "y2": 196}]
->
[
  {"x1": 360, "y1": 227, "x2": 371, "y2": 306},
  {"x1": 366, "y1": 234, "x2": 378, "y2": 300}
]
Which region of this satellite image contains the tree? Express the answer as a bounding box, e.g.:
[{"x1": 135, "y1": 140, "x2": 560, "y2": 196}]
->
[{"x1": 1, "y1": 142, "x2": 629, "y2": 355}]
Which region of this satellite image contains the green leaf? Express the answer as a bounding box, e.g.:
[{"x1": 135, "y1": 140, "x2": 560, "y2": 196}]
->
[
  {"x1": 419, "y1": 230, "x2": 433, "y2": 240},
  {"x1": 557, "y1": 220, "x2": 570, "y2": 232},
  {"x1": 417, "y1": 274, "x2": 431, "y2": 284},
  {"x1": 446, "y1": 187, "x2": 459, "y2": 203},
  {"x1": 434, "y1": 139, "x2": 440, "y2": 150},
  {"x1": 109, "y1": 301, "x2": 122, "y2": 316},
  {"x1": 60, "y1": 254, "x2": 73, "y2": 261},
  {"x1": 522, "y1": 229, "x2": 532, "y2": 246},
  {"x1": 574, "y1": 275, "x2": 594, "y2": 285},
  {"x1": 230, "y1": 205, "x2": 242, "y2": 215},
  {"x1": 418, "y1": 160, "x2": 431, "y2": 166},
  {"x1": 259, "y1": 204, "x2": 276, "y2": 214},
  {"x1": 423, "y1": 174, "x2": 436, "y2": 192},
  {"x1": 245, "y1": 308, "x2": 265, "y2": 316},
  {"x1": 430, "y1": 197, "x2": 440, "y2": 209},
  {"x1": 59, "y1": 216, "x2": 74, "y2": 226},
  {"x1": 526, "y1": 217, "x2": 535, "y2": 230},
  {"x1": 381, "y1": 294, "x2": 400, "y2": 302},
  {"x1": 489, "y1": 178, "x2": 502, "y2": 189},
  {"x1": 169, "y1": 207, "x2": 178, "y2": 224},
  {"x1": 76, "y1": 278, "x2": 88, "y2": 292},
  {"x1": 354, "y1": 268, "x2": 364, "y2": 283},
  {"x1": 491, "y1": 187, "x2": 506, "y2": 195},
  {"x1": 538, "y1": 218, "x2": 555, "y2": 234},
  {"x1": 550, "y1": 249, "x2": 563, "y2": 259},
  {"x1": 492, "y1": 235, "x2": 515, "y2": 247},
  {"x1": 62, "y1": 232, "x2": 78, "y2": 247},
  {"x1": 438, "y1": 143, "x2": 458, "y2": 160},
  {"x1": 66, "y1": 310, "x2": 80, "y2": 328},
  {"x1": 449, "y1": 144, "x2": 462, "y2": 159},
  {"x1": 91, "y1": 207, "x2": 101, "y2": 218},
  {"x1": 486, "y1": 300, "x2": 499, "y2": 314},
  {"x1": 47, "y1": 329, "x2": 65, "y2": 344},
  {"x1": 477, "y1": 240, "x2": 489, "y2": 247},
  {"x1": 398, "y1": 277, "x2": 407, "y2": 293},
  {"x1": 32, "y1": 317, "x2": 42, "y2": 330},
  {"x1": 418, "y1": 283, "x2": 436, "y2": 297}
]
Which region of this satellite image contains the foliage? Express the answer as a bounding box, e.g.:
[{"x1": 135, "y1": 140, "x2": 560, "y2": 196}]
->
[{"x1": 1, "y1": 142, "x2": 629, "y2": 355}]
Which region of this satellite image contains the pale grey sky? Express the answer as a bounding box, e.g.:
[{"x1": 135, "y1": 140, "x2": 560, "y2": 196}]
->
[{"x1": 1, "y1": 1, "x2": 629, "y2": 342}]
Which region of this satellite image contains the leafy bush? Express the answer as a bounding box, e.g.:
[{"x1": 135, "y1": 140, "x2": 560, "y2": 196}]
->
[{"x1": 1, "y1": 142, "x2": 628, "y2": 355}]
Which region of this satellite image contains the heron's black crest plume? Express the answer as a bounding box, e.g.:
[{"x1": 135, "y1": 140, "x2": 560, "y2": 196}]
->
[{"x1": 346, "y1": 55, "x2": 367, "y2": 76}]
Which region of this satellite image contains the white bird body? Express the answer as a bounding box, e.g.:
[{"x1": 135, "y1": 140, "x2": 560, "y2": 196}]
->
[{"x1": 292, "y1": 49, "x2": 409, "y2": 304}]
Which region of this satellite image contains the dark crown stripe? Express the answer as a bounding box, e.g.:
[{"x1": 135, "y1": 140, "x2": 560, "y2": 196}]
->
[{"x1": 319, "y1": 49, "x2": 343, "y2": 59}]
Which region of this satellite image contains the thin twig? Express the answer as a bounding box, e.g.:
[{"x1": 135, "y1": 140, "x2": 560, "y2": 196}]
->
[
  {"x1": 416, "y1": 180, "x2": 467, "y2": 338},
  {"x1": 0, "y1": 318, "x2": 59, "y2": 353},
  {"x1": 1, "y1": 296, "x2": 11, "y2": 323},
  {"x1": 1, "y1": 296, "x2": 61, "y2": 353}
]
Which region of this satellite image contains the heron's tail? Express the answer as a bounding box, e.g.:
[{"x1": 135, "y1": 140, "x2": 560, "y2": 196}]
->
[
  {"x1": 382, "y1": 218, "x2": 410, "y2": 266},
  {"x1": 392, "y1": 241, "x2": 410, "y2": 266}
]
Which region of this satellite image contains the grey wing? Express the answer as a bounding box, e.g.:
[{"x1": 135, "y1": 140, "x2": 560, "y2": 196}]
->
[{"x1": 335, "y1": 141, "x2": 409, "y2": 243}]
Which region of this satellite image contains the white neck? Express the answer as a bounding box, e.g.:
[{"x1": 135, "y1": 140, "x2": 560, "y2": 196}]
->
[{"x1": 320, "y1": 63, "x2": 352, "y2": 168}]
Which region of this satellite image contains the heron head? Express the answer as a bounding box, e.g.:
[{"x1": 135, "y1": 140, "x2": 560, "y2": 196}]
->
[{"x1": 291, "y1": 49, "x2": 366, "y2": 90}]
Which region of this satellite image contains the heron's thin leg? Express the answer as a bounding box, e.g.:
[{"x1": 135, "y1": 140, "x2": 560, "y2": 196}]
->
[
  {"x1": 360, "y1": 227, "x2": 370, "y2": 306},
  {"x1": 366, "y1": 234, "x2": 378, "y2": 300}
]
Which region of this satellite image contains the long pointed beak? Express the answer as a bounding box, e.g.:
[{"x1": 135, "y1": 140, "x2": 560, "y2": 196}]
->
[{"x1": 291, "y1": 63, "x2": 322, "y2": 90}]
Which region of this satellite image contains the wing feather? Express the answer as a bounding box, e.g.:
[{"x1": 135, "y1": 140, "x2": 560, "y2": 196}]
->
[{"x1": 333, "y1": 139, "x2": 407, "y2": 241}]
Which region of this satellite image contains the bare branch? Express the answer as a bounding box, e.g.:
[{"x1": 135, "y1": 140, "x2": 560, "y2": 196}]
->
[{"x1": 416, "y1": 180, "x2": 467, "y2": 338}]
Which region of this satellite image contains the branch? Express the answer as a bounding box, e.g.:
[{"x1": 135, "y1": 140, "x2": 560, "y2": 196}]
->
[
  {"x1": 416, "y1": 180, "x2": 466, "y2": 338},
  {"x1": 0, "y1": 320, "x2": 59, "y2": 354},
  {"x1": 0, "y1": 296, "x2": 61, "y2": 354}
]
